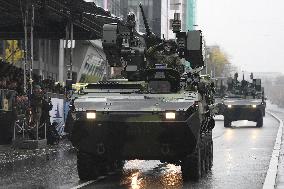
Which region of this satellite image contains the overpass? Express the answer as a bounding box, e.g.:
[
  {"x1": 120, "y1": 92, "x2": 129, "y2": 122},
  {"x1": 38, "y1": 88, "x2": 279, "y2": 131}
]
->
[
  {"x1": 0, "y1": 0, "x2": 124, "y2": 87},
  {"x1": 0, "y1": 0, "x2": 121, "y2": 39}
]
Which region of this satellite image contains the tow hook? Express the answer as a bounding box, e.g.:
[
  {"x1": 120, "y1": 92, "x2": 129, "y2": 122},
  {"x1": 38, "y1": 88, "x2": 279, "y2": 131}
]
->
[{"x1": 97, "y1": 143, "x2": 106, "y2": 155}]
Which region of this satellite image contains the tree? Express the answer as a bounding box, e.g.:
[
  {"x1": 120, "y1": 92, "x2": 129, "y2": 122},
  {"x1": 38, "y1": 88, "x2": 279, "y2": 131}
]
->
[
  {"x1": 5, "y1": 40, "x2": 24, "y2": 63},
  {"x1": 207, "y1": 46, "x2": 230, "y2": 77}
]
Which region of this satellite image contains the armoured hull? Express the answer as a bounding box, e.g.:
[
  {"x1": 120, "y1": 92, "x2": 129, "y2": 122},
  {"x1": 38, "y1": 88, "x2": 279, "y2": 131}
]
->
[
  {"x1": 71, "y1": 111, "x2": 200, "y2": 160},
  {"x1": 221, "y1": 98, "x2": 265, "y2": 127},
  {"x1": 71, "y1": 93, "x2": 201, "y2": 160}
]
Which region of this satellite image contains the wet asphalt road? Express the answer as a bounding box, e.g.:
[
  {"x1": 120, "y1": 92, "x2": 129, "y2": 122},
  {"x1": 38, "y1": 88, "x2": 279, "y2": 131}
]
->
[{"x1": 0, "y1": 114, "x2": 279, "y2": 189}]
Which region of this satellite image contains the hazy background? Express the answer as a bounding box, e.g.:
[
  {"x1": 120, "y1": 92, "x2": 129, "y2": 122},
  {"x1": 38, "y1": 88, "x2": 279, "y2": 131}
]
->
[{"x1": 197, "y1": 0, "x2": 284, "y2": 73}]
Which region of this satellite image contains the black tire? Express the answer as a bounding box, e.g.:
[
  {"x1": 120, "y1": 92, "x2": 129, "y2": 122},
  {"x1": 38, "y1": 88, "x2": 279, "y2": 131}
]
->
[
  {"x1": 206, "y1": 135, "x2": 213, "y2": 171},
  {"x1": 256, "y1": 116, "x2": 263, "y2": 128},
  {"x1": 181, "y1": 141, "x2": 202, "y2": 181},
  {"x1": 113, "y1": 160, "x2": 125, "y2": 175},
  {"x1": 204, "y1": 141, "x2": 210, "y2": 173},
  {"x1": 115, "y1": 160, "x2": 125, "y2": 171},
  {"x1": 209, "y1": 140, "x2": 213, "y2": 169},
  {"x1": 224, "y1": 116, "x2": 232, "y2": 128},
  {"x1": 77, "y1": 151, "x2": 99, "y2": 180},
  {"x1": 263, "y1": 110, "x2": 266, "y2": 117},
  {"x1": 200, "y1": 139, "x2": 206, "y2": 176}
]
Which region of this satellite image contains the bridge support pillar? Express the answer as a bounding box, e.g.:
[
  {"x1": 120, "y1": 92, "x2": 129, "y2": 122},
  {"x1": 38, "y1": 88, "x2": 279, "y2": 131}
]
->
[{"x1": 59, "y1": 39, "x2": 64, "y2": 83}]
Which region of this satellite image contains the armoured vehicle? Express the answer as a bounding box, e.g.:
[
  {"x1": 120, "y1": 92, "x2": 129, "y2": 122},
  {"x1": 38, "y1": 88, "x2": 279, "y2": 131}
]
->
[
  {"x1": 220, "y1": 73, "x2": 266, "y2": 127},
  {"x1": 68, "y1": 4, "x2": 216, "y2": 181}
]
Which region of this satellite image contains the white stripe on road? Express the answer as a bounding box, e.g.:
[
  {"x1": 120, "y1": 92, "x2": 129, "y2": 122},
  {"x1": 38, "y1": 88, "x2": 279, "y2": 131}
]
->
[
  {"x1": 263, "y1": 111, "x2": 283, "y2": 189},
  {"x1": 70, "y1": 180, "x2": 96, "y2": 189},
  {"x1": 70, "y1": 176, "x2": 107, "y2": 189}
]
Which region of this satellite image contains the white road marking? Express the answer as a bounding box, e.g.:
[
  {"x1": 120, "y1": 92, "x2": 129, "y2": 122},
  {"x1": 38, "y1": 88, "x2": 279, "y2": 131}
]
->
[
  {"x1": 70, "y1": 176, "x2": 107, "y2": 189},
  {"x1": 70, "y1": 180, "x2": 96, "y2": 189},
  {"x1": 263, "y1": 111, "x2": 283, "y2": 189}
]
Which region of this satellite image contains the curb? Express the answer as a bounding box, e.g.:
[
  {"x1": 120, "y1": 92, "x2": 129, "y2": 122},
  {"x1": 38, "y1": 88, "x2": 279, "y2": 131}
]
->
[{"x1": 263, "y1": 111, "x2": 283, "y2": 189}]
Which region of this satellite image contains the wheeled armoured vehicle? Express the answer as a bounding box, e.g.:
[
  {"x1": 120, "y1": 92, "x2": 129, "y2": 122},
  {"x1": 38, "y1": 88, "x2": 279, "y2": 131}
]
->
[
  {"x1": 220, "y1": 73, "x2": 266, "y2": 127},
  {"x1": 67, "y1": 5, "x2": 217, "y2": 181}
]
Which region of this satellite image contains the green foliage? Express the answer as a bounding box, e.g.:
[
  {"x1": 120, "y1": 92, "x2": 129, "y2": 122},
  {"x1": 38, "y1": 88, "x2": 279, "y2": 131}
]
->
[
  {"x1": 207, "y1": 46, "x2": 230, "y2": 77},
  {"x1": 5, "y1": 40, "x2": 24, "y2": 63}
]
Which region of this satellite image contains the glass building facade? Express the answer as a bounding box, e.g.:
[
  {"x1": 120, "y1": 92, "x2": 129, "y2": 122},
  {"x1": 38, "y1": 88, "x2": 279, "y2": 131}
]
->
[
  {"x1": 186, "y1": 0, "x2": 196, "y2": 31},
  {"x1": 120, "y1": 0, "x2": 162, "y2": 37}
]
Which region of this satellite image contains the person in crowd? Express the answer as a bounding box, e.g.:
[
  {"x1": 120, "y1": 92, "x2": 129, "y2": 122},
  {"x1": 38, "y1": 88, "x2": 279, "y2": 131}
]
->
[
  {"x1": 29, "y1": 85, "x2": 43, "y2": 130},
  {"x1": 41, "y1": 96, "x2": 53, "y2": 126},
  {"x1": 0, "y1": 60, "x2": 66, "y2": 143}
]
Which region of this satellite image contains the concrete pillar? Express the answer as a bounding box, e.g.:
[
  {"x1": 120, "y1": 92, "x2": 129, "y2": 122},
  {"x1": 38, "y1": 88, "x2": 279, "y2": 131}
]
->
[
  {"x1": 59, "y1": 39, "x2": 64, "y2": 83},
  {"x1": 48, "y1": 40, "x2": 51, "y2": 74},
  {"x1": 44, "y1": 40, "x2": 48, "y2": 79}
]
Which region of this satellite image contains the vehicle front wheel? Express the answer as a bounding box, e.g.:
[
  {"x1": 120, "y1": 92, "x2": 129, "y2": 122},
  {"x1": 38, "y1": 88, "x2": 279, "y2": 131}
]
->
[
  {"x1": 77, "y1": 151, "x2": 99, "y2": 180},
  {"x1": 181, "y1": 142, "x2": 202, "y2": 181},
  {"x1": 224, "y1": 117, "x2": 232, "y2": 128},
  {"x1": 256, "y1": 116, "x2": 263, "y2": 128}
]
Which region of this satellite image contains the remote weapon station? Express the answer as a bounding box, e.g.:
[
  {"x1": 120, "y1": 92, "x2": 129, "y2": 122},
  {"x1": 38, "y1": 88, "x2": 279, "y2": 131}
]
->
[{"x1": 69, "y1": 4, "x2": 216, "y2": 181}]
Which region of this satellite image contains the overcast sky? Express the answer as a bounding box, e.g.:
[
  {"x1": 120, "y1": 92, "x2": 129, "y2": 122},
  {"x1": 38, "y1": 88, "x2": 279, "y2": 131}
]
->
[{"x1": 197, "y1": 0, "x2": 284, "y2": 73}]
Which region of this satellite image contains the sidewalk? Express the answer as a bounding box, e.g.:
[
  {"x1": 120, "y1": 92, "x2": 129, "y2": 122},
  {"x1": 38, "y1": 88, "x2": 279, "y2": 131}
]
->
[
  {"x1": 0, "y1": 139, "x2": 74, "y2": 165},
  {"x1": 266, "y1": 103, "x2": 284, "y2": 189}
]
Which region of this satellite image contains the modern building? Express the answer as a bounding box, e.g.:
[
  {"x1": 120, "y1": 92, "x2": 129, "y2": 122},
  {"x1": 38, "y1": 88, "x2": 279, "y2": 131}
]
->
[
  {"x1": 120, "y1": 0, "x2": 163, "y2": 38},
  {"x1": 186, "y1": 0, "x2": 196, "y2": 31},
  {"x1": 0, "y1": 0, "x2": 198, "y2": 83},
  {"x1": 87, "y1": 0, "x2": 197, "y2": 40},
  {"x1": 166, "y1": 0, "x2": 197, "y2": 39}
]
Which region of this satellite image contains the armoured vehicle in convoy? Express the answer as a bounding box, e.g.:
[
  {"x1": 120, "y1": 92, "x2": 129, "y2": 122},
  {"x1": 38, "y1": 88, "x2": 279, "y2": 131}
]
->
[
  {"x1": 220, "y1": 73, "x2": 266, "y2": 127},
  {"x1": 67, "y1": 4, "x2": 216, "y2": 181}
]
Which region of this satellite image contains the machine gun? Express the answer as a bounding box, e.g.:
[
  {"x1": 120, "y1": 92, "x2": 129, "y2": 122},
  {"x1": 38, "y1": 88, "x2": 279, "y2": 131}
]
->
[{"x1": 139, "y1": 3, "x2": 162, "y2": 48}]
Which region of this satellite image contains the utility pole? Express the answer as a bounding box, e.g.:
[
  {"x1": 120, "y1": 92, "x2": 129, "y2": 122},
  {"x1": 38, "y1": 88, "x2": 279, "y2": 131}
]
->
[
  {"x1": 65, "y1": 21, "x2": 74, "y2": 89},
  {"x1": 23, "y1": 12, "x2": 27, "y2": 95},
  {"x1": 30, "y1": 4, "x2": 34, "y2": 96}
]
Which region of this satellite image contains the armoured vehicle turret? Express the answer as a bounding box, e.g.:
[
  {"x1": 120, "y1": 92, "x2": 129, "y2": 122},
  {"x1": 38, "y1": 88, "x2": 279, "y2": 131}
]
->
[
  {"x1": 67, "y1": 4, "x2": 216, "y2": 181},
  {"x1": 220, "y1": 73, "x2": 266, "y2": 127}
]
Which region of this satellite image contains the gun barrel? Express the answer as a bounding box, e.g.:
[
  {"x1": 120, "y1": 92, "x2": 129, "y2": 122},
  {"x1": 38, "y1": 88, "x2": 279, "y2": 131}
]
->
[{"x1": 139, "y1": 3, "x2": 151, "y2": 36}]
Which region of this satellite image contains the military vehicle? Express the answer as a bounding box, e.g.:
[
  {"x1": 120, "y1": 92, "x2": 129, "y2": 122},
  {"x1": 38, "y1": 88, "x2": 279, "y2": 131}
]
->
[
  {"x1": 220, "y1": 73, "x2": 266, "y2": 127},
  {"x1": 68, "y1": 4, "x2": 216, "y2": 181}
]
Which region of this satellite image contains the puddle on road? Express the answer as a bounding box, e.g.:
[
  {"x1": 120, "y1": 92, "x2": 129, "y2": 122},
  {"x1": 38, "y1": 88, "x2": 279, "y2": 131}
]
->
[{"x1": 120, "y1": 160, "x2": 183, "y2": 189}]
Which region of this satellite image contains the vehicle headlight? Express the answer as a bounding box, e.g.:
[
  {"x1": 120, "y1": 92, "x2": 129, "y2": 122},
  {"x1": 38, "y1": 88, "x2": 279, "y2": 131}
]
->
[
  {"x1": 165, "y1": 112, "x2": 176, "y2": 120},
  {"x1": 252, "y1": 105, "x2": 257, "y2": 108},
  {"x1": 86, "y1": 112, "x2": 96, "y2": 119},
  {"x1": 227, "y1": 104, "x2": 232, "y2": 108}
]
